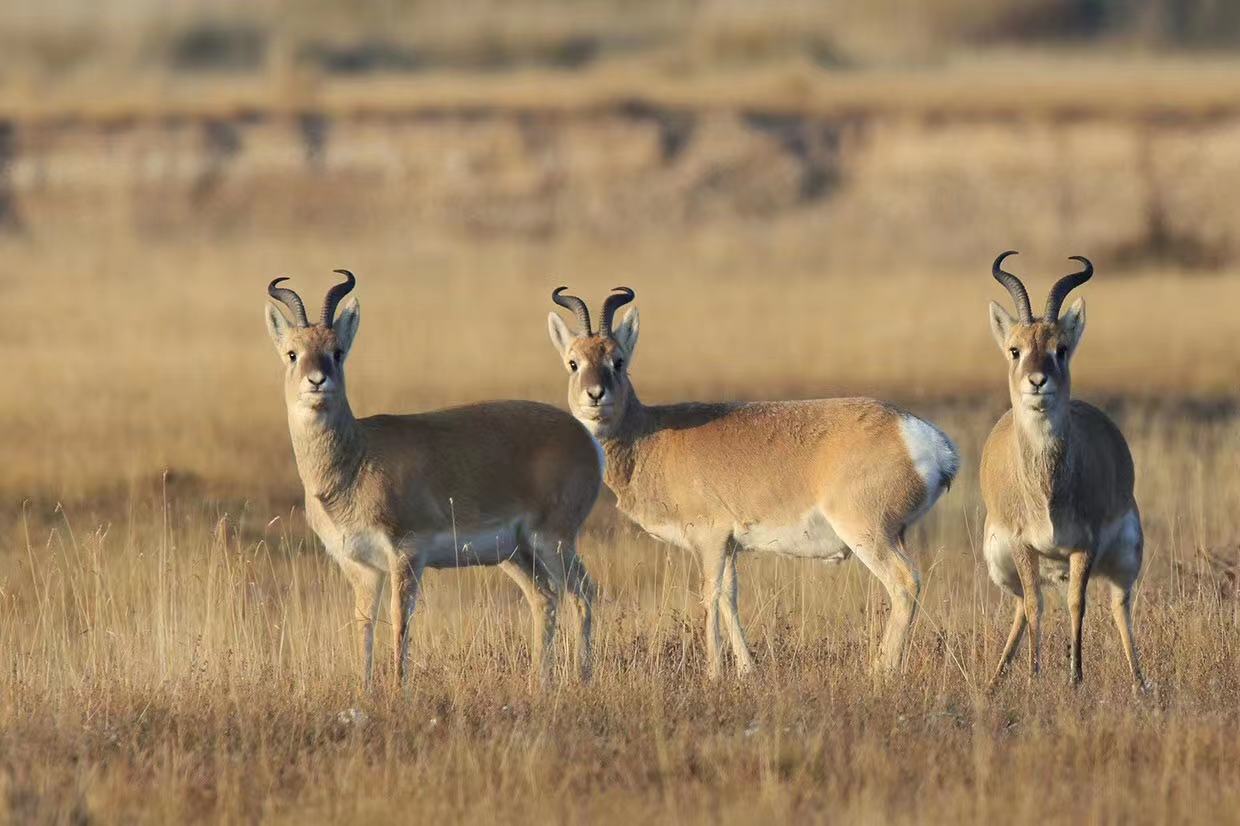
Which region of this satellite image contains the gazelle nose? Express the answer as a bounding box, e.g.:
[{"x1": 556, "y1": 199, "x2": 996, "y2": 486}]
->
[
  {"x1": 1028, "y1": 372, "x2": 1048, "y2": 389},
  {"x1": 586, "y1": 385, "x2": 605, "y2": 402},
  {"x1": 308, "y1": 373, "x2": 326, "y2": 388}
]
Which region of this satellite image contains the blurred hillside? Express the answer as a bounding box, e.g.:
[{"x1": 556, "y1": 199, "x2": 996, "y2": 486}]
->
[
  {"x1": 3, "y1": 0, "x2": 1240, "y2": 82},
  {"x1": 1, "y1": 3, "x2": 1240, "y2": 269}
]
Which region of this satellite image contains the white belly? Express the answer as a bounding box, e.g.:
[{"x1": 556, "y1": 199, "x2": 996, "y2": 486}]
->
[
  {"x1": 985, "y1": 508, "x2": 1142, "y2": 595},
  {"x1": 733, "y1": 509, "x2": 850, "y2": 560},
  {"x1": 314, "y1": 511, "x2": 520, "y2": 571},
  {"x1": 416, "y1": 522, "x2": 521, "y2": 569},
  {"x1": 640, "y1": 520, "x2": 696, "y2": 549}
]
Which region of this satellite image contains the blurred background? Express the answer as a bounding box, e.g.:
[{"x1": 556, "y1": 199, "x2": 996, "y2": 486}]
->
[
  {"x1": 3, "y1": 0, "x2": 1239, "y2": 498},
  {"x1": 4, "y1": 5, "x2": 1240, "y2": 822}
]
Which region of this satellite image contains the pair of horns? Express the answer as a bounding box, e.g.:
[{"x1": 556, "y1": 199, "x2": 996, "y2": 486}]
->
[
  {"x1": 267, "y1": 269, "x2": 356, "y2": 327},
  {"x1": 552, "y1": 286, "x2": 635, "y2": 337},
  {"x1": 992, "y1": 251, "x2": 1093, "y2": 323}
]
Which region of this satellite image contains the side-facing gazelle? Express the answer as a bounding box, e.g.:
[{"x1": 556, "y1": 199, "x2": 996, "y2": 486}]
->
[
  {"x1": 982, "y1": 252, "x2": 1145, "y2": 688},
  {"x1": 266, "y1": 271, "x2": 602, "y2": 686},
  {"x1": 546, "y1": 287, "x2": 959, "y2": 676}
]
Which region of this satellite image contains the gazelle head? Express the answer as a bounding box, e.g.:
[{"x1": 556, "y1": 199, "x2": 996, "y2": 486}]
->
[
  {"x1": 265, "y1": 270, "x2": 361, "y2": 419},
  {"x1": 547, "y1": 286, "x2": 639, "y2": 438},
  {"x1": 988, "y1": 251, "x2": 1091, "y2": 419}
]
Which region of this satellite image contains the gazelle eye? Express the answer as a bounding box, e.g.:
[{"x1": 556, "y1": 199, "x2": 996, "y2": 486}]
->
[
  {"x1": 333, "y1": 349, "x2": 344, "y2": 362},
  {"x1": 613, "y1": 358, "x2": 624, "y2": 372},
  {"x1": 1008, "y1": 348, "x2": 1019, "y2": 361},
  {"x1": 287, "y1": 351, "x2": 297, "y2": 363},
  {"x1": 1056, "y1": 346, "x2": 1068, "y2": 360},
  {"x1": 568, "y1": 360, "x2": 578, "y2": 372}
]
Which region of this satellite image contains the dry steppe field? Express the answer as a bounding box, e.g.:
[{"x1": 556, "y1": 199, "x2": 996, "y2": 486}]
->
[
  {"x1": 3, "y1": 14, "x2": 1240, "y2": 816},
  {"x1": 2, "y1": 226, "x2": 1239, "y2": 824}
]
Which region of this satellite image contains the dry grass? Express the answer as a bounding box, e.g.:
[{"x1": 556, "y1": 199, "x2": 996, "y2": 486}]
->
[
  {"x1": 10, "y1": 55, "x2": 1240, "y2": 123},
  {"x1": 4, "y1": 470, "x2": 1240, "y2": 823},
  {"x1": 3, "y1": 229, "x2": 1239, "y2": 496},
  {"x1": 3, "y1": 18, "x2": 1240, "y2": 813},
  {"x1": 3, "y1": 218, "x2": 1240, "y2": 821}
]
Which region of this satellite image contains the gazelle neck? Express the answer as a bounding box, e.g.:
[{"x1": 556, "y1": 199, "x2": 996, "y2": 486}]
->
[
  {"x1": 597, "y1": 388, "x2": 651, "y2": 490},
  {"x1": 1013, "y1": 401, "x2": 1072, "y2": 494},
  {"x1": 287, "y1": 400, "x2": 365, "y2": 505}
]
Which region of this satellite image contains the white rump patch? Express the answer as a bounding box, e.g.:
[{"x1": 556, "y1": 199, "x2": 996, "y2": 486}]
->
[{"x1": 899, "y1": 414, "x2": 960, "y2": 517}]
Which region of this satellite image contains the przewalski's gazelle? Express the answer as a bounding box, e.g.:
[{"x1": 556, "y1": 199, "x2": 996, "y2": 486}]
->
[
  {"x1": 546, "y1": 287, "x2": 959, "y2": 677},
  {"x1": 982, "y1": 252, "x2": 1145, "y2": 688},
  {"x1": 265, "y1": 271, "x2": 602, "y2": 686}
]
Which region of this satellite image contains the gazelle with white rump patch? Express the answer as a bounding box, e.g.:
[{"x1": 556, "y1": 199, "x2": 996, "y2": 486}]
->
[
  {"x1": 982, "y1": 252, "x2": 1146, "y2": 688},
  {"x1": 266, "y1": 271, "x2": 602, "y2": 687},
  {"x1": 546, "y1": 287, "x2": 959, "y2": 677}
]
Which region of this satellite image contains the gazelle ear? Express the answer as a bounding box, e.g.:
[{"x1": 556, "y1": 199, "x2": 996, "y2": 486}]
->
[
  {"x1": 333, "y1": 296, "x2": 361, "y2": 356},
  {"x1": 1059, "y1": 297, "x2": 1086, "y2": 356},
  {"x1": 988, "y1": 301, "x2": 1015, "y2": 352},
  {"x1": 613, "y1": 307, "x2": 640, "y2": 359},
  {"x1": 266, "y1": 303, "x2": 292, "y2": 353},
  {"x1": 547, "y1": 312, "x2": 576, "y2": 358}
]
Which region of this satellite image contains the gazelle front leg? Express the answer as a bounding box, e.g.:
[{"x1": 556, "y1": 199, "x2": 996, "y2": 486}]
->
[
  {"x1": 1011, "y1": 544, "x2": 1043, "y2": 680},
  {"x1": 389, "y1": 551, "x2": 424, "y2": 686},
  {"x1": 1067, "y1": 550, "x2": 1094, "y2": 684},
  {"x1": 339, "y1": 559, "x2": 384, "y2": 691},
  {"x1": 699, "y1": 546, "x2": 727, "y2": 680}
]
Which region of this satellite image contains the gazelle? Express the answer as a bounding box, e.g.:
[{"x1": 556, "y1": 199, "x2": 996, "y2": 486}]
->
[
  {"x1": 546, "y1": 287, "x2": 959, "y2": 677},
  {"x1": 265, "y1": 271, "x2": 602, "y2": 686},
  {"x1": 982, "y1": 251, "x2": 1145, "y2": 688}
]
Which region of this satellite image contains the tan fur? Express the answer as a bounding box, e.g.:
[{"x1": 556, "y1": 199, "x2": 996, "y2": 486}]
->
[
  {"x1": 604, "y1": 400, "x2": 931, "y2": 534},
  {"x1": 982, "y1": 297, "x2": 1146, "y2": 688},
  {"x1": 548, "y1": 300, "x2": 959, "y2": 676},
  {"x1": 269, "y1": 289, "x2": 602, "y2": 688}
]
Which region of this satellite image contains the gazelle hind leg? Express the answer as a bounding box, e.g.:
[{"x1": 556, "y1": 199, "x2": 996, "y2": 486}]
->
[
  {"x1": 1109, "y1": 582, "x2": 1146, "y2": 690},
  {"x1": 841, "y1": 527, "x2": 921, "y2": 673},
  {"x1": 1096, "y1": 508, "x2": 1146, "y2": 690},
  {"x1": 990, "y1": 598, "x2": 1026, "y2": 687},
  {"x1": 499, "y1": 545, "x2": 559, "y2": 684},
  {"x1": 720, "y1": 551, "x2": 756, "y2": 676},
  {"x1": 552, "y1": 537, "x2": 597, "y2": 681}
]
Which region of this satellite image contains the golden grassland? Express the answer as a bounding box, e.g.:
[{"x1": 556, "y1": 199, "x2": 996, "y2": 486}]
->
[
  {"x1": 5, "y1": 228, "x2": 1239, "y2": 496},
  {"x1": 2, "y1": 221, "x2": 1240, "y2": 822},
  {"x1": 7, "y1": 56, "x2": 1240, "y2": 124}
]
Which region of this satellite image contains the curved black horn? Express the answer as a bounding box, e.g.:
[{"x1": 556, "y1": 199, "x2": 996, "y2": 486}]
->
[
  {"x1": 1044, "y1": 256, "x2": 1093, "y2": 321},
  {"x1": 991, "y1": 250, "x2": 1033, "y2": 323},
  {"x1": 600, "y1": 287, "x2": 636, "y2": 337},
  {"x1": 267, "y1": 277, "x2": 310, "y2": 327},
  {"x1": 552, "y1": 287, "x2": 593, "y2": 335},
  {"x1": 321, "y1": 269, "x2": 356, "y2": 327}
]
